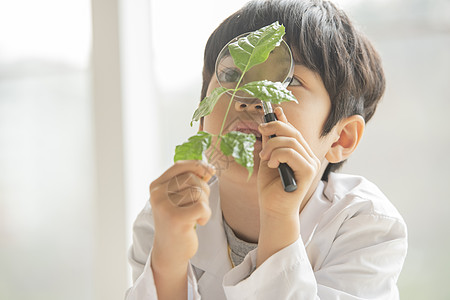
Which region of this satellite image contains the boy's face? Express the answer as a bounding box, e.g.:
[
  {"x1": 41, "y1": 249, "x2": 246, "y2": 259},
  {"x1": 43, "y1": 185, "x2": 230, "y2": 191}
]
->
[{"x1": 201, "y1": 64, "x2": 338, "y2": 182}]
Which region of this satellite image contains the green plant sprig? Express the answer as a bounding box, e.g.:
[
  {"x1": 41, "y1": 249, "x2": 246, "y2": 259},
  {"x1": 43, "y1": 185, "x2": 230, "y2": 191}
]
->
[{"x1": 174, "y1": 22, "x2": 297, "y2": 179}]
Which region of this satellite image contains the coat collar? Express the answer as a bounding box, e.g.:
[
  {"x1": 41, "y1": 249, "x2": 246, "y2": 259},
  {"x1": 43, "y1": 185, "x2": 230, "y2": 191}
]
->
[{"x1": 299, "y1": 180, "x2": 333, "y2": 247}]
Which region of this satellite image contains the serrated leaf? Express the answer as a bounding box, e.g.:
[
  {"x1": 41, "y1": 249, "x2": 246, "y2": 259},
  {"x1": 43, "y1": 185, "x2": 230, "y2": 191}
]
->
[
  {"x1": 220, "y1": 131, "x2": 256, "y2": 179},
  {"x1": 174, "y1": 131, "x2": 212, "y2": 162},
  {"x1": 228, "y1": 21, "x2": 285, "y2": 73},
  {"x1": 238, "y1": 80, "x2": 298, "y2": 104},
  {"x1": 191, "y1": 87, "x2": 230, "y2": 126}
]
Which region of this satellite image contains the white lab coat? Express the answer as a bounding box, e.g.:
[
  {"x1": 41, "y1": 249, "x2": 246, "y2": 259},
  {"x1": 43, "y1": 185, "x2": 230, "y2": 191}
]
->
[{"x1": 126, "y1": 173, "x2": 407, "y2": 299}]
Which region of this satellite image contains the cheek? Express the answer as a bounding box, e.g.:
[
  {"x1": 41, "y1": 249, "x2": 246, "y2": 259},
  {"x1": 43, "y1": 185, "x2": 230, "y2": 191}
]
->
[
  {"x1": 202, "y1": 79, "x2": 223, "y2": 133},
  {"x1": 283, "y1": 108, "x2": 331, "y2": 159},
  {"x1": 313, "y1": 137, "x2": 335, "y2": 160},
  {"x1": 202, "y1": 96, "x2": 230, "y2": 134},
  {"x1": 283, "y1": 108, "x2": 321, "y2": 138}
]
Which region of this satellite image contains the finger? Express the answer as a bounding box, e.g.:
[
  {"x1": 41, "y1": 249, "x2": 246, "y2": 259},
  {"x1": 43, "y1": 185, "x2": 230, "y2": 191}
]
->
[
  {"x1": 167, "y1": 174, "x2": 210, "y2": 207},
  {"x1": 266, "y1": 147, "x2": 320, "y2": 178},
  {"x1": 258, "y1": 120, "x2": 316, "y2": 159},
  {"x1": 259, "y1": 136, "x2": 317, "y2": 166},
  {"x1": 173, "y1": 196, "x2": 212, "y2": 226},
  {"x1": 274, "y1": 106, "x2": 288, "y2": 123},
  {"x1": 266, "y1": 148, "x2": 298, "y2": 169},
  {"x1": 258, "y1": 121, "x2": 296, "y2": 138},
  {"x1": 259, "y1": 107, "x2": 289, "y2": 148},
  {"x1": 151, "y1": 160, "x2": 215, "y2": 191},
  {"x1": 153, "y1": 197, "x2": 211, "y2": 234},
  {"x1": 262, "y1": 106, "x2": 316, "y2": 159},
  {"x1": 167, "y1": 172, "x2": 209, "y2": 194},
  {"x1": 261, "y1": 124, "x2": 269, "y2": 146},
  {"x1": 151, "y1": 172, "x2": 211, "y2": 208},
  {"x1": 168, "y1": 186, "x2": 202, "y2": 207},
  {"x1": 154, "y1": 179, "x2": 211, "y2": 224}
]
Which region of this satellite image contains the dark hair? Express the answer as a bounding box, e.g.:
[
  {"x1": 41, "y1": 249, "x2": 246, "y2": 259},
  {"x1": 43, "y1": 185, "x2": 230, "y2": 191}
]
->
[{"x1": 201, "y1": 0, "x2": 385, "y2": 180}]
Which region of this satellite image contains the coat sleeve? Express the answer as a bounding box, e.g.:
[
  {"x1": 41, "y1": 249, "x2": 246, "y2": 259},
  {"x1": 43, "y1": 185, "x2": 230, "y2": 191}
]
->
[
  {"x1": 222, "y1": 213, "x2": 407, "y2": 300},
  {"x1": 222, "y1": 236, "x2": 320, "y2": 299},
  {"x1": 124, "y1": 203, "x2": 201, "y2": 300}
]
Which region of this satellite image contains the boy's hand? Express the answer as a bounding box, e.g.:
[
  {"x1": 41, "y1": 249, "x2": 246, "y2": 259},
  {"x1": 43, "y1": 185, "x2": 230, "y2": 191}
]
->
[
  {"x1": 257, "y1": 106, "x2": 321, "y2": 217},
  {"x1": 149, "y1": 160, "x2": 215, "y2": 299},
  {"x1": 256, "y1": 106, "x2": 320, "y2": 267}
]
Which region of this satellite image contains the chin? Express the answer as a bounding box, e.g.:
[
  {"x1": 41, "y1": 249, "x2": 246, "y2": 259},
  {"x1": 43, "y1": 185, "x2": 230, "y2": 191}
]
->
[
  {"x1": 215, "y1": 152, "x2": 261, "y2": 184},
  {"x1": 209, "y1": 138, "x2": 262, "y2": 182}
]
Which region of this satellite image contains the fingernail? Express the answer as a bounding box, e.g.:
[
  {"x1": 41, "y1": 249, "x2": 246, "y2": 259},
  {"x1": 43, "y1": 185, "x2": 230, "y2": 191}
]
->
[
  {"x1": 259, "y1": 123, "x2": 267, "y2": 128},
  {"x1": 268, "y1": 160, "x2": 278, "y2": 168}
]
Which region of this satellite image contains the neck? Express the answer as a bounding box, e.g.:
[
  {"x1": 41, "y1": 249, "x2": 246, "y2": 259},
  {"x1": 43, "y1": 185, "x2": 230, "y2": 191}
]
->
[
  {"x1": 219, "y1": 161, "x2": 329, "y2": 244},
  {"x1": 219, "y1": 175, "x2": 260, "y2": 243}
]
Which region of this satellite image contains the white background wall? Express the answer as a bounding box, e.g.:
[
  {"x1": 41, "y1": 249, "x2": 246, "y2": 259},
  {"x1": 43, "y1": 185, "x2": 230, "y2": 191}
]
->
[
  {"x1": 0, "y1": 1, "x2": 95, "y2": 299},
  {"x1": 0, "y1": 0, "x2": 449, "y2": 299}
]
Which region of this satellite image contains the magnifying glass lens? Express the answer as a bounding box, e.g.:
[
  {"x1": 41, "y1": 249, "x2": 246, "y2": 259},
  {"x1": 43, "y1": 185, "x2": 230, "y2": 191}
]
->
[{"x1": 215, "y1": 33, "x2": 294, "y2": 98}]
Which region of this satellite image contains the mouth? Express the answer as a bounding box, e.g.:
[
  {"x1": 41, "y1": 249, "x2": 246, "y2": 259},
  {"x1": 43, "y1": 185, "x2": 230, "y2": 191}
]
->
[{"x1": 229, "y1": 121, "x2": 262, "y2": 141}]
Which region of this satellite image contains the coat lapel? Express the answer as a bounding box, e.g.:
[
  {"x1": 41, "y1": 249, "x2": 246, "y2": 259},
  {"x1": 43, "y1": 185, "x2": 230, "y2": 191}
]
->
[
  {"x1": 299, "y1": 180, "x2": 334, "y2": 271},
  {"x1": 190, "y1": 177, "x2": 332, "y2": 298},
  {"x1": 190, "y1": 176, "x2": 232, "y2": 299}
]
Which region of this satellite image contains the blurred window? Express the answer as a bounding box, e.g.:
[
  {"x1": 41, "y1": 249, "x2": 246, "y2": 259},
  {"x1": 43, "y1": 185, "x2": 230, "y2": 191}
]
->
[{"x1": 0, "y1": 1, "x2": 93, "y2": 299}]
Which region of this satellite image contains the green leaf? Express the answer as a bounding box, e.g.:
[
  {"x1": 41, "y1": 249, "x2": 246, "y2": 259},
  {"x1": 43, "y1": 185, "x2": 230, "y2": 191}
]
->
[
  {"x1": 220, "y1": 131, "x2": 256, "y2": 179},
  {"x1": 238, "y1": 80, "x2": 298, "y2": 104},
  {"x1": 174, "y1": 131, "x2": 212, "y2": 162},
  {"x1": 228, "y1": 21, "x2": 285, "y2": 73},
  {"x1": 191, "y1": 87, "x2": 230, "y2": 126}
]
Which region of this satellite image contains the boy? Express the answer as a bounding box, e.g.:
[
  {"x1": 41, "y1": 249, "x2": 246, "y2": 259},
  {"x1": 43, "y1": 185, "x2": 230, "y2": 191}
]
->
[{"x1": 126, "y1": 0, "x2": 407, "y2": 299}]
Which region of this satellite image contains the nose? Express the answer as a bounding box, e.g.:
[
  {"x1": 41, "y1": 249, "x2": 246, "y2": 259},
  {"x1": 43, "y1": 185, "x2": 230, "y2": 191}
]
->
[{"x1": 234, "y1": 99, "x2": 264, "y2": 113}]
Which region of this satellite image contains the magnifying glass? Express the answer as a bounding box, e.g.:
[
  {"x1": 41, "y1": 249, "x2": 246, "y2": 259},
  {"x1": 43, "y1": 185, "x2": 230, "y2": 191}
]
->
[{"x1": 215, "y1": 33, "x2": 298, "y2": 193}]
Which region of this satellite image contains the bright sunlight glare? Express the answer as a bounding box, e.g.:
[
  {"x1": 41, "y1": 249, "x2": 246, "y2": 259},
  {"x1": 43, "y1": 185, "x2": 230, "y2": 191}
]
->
[{"x1": 0, "y1": 0, "x2": 91, "y2": 66}]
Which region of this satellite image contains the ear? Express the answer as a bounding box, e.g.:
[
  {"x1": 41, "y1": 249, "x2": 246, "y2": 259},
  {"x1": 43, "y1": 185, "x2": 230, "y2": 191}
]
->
[{"x1": 326, "y1": 115, "x2": 365, "y2": 163}]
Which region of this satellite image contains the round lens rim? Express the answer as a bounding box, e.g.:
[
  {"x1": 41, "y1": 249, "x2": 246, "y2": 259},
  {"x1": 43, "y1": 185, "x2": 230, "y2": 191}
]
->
[{"x1": 214, "y1": 32, "x2": 294, "y2": 99}]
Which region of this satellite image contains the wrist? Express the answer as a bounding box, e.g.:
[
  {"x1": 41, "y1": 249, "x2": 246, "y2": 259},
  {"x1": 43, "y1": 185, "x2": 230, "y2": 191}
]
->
[
  {"x1": 259, "y1": 192, "x2": 303, "y2": 221},
  {"x1": 259, "y1": 213, "x2": 300, "y2": 238},
  {"x1": 151, "y1": 246, "x2": 189, "y2": 277},
  {"x1": 257, "y1": 212, "x2": 300, "y2": 267},
  {"x1": 260, "y1": 209, "x2": 300, "y2": 225},
  {"x1": 152, "y1": 235, "x2": 191, "y2": 271},
  {"x1": 151, "y1": 247, "x2": 189, "y2": 300}
]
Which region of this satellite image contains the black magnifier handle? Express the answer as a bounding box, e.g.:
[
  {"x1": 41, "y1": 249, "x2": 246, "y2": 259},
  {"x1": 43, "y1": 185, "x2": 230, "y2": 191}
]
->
[{"x1": 263, "y1": 108, "x2": 297, "y2": 193}]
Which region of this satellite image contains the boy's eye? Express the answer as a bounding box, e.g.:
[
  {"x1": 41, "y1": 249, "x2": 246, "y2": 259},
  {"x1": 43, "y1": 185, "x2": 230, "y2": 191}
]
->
[
  {"x1": 288, "y1": 76, "x2": 302, "y2": 87},
  {"x1": 217, "y1": 67, "x2": 242, "y2": 83}
]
